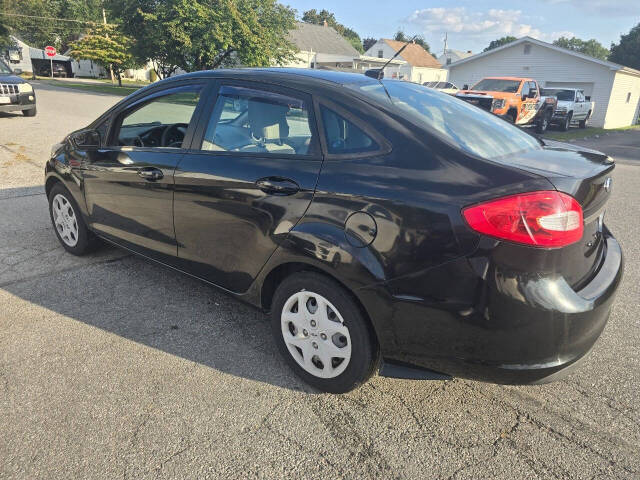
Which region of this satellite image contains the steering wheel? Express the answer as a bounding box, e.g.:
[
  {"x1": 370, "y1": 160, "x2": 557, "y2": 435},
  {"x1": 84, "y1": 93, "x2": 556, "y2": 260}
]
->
[{"x1": 161, "y1": 123, "x2": 188, "y2": 147}]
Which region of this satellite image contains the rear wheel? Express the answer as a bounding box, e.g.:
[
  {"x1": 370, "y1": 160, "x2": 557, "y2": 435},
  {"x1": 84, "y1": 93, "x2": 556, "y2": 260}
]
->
[
  {"x1": 22, "y1": 107, "x2": 36, "y2": 117},
  {"x1": 48, "y1": 183, "x2": 99, "y2": 255},
  {"x1": 579, "y1": 112, "x2": 590, "y2": 129},
  {"x1": 561, "y1": 112, "x2": 572, "y2": 131},
  {"x1": 271, "y1": 272, "x2": 378, "y2": 393}
]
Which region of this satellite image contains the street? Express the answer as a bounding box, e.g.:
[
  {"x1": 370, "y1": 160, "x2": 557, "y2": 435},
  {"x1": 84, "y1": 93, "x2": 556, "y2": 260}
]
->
[{"x1": 1, "y1": 82, "x2": 639, "y2": 479}]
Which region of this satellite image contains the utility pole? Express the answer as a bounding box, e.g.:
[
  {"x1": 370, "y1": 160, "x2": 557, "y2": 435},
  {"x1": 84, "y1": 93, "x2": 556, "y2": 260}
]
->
[
  {"x1": 103, "y1": 7, "x2": 115, "y2": 84},
  {"x1": 443, "y1": 32, "x2": 448, "y2": 56}
]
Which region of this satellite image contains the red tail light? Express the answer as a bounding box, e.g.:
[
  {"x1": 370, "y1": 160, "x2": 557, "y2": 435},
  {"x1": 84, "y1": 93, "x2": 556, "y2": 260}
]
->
[{"x1": 462, "y1": 191, "x2": 583, "y2": 248}]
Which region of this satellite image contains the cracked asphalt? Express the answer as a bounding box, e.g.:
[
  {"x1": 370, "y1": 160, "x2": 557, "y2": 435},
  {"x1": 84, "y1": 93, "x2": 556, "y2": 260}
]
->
[{"x1": 1, "y1": 82, "x2": 639, "y2": 479}]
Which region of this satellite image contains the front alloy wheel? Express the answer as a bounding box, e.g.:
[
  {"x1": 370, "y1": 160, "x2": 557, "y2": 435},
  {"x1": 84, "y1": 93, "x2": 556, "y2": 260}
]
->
[
  {"x1": 48, "y1": 183, "x2": 99, "y2": 255},
  {"x1": 271, "y1": 272, "x2": 378, "y2": 393}
]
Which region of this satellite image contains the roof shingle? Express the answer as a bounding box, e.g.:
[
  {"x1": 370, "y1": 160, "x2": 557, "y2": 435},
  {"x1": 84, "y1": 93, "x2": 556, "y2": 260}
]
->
[
  {"x1": 383, "y1": 39, "x2": 442, "y2": 68},
  {"x1": 287, "y1": 23, "x2": 359, "y2": 57}
]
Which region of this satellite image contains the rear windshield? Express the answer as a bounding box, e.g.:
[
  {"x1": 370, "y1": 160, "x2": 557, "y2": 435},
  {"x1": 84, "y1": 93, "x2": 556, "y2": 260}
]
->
[
  {"x1": 471, "y1": 79, "x2": 521, "y2": 93},
  {"x1": 542, "y1": 89, "x2": 575, "y2": 101},
  {"x1": 347, "y1": 80, "x2": 541, "y2": 160}
]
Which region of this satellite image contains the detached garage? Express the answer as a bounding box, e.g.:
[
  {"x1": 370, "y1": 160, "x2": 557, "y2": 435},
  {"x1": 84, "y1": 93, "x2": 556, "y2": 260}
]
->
[{"x1": 447, "y1": 37, "x2": 640, "y2": 128}]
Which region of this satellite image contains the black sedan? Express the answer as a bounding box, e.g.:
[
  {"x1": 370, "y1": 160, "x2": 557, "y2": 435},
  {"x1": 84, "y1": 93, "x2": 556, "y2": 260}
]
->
[{"x1": 45, "y1": 69, "x2": 623, "y2": 393}]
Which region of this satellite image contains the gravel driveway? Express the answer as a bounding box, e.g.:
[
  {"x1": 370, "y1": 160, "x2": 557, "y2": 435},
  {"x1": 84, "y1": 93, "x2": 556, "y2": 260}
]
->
[{"x1": 1, "y1": 82, "x2": 639, "y2": 479}]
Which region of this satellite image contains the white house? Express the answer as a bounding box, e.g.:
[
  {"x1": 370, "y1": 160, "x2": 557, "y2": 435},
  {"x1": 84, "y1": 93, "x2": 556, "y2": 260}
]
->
[
  {"x1": 284, "y1": 22, "x2": 360, "y2": 70},
  {"x1": 446, "y1": 37, "x2": 640, "y2": 128},
  {"x1": 363, "y1": 39, "x2": 446, "y2": 84},
  {"x1": 437, "y1": 49, "x2": 473, "y2": 67}
]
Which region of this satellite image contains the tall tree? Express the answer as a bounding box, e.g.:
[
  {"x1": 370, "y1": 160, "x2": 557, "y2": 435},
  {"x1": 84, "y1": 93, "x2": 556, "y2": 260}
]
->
[
  {"x1": 553, "y1": 36, "x2": 609, "y2": 60},
  {"x1": 609, "y1": 23, "x2": 640, "y2": 69},
  {"x1": 362, "y1": 37, "x2": 377, "y2": 53},
  {"x1": 68, "y1": 24, "x2": 137, "y2": 86},
  {"x1": 111, "y1": 0, "x2": 297, "y2": 76},
  {"x1": 0, "y1": 0, "x2": 103, "y2": 51},
  {"x1": 483, "y1": 36, "x2": 517, "y2": 52},
  {"x1": 301, "y1": 9, "x2": 363, "y2": 53},
  {"x1": 393, "y1": 30, "x2": 430, "y2": 53}
]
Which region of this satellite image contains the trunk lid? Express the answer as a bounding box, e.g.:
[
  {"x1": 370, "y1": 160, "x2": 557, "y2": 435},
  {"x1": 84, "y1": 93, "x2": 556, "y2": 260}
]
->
[{"x1": 493, "y1": 140, "x2": 615, "y2": 288}]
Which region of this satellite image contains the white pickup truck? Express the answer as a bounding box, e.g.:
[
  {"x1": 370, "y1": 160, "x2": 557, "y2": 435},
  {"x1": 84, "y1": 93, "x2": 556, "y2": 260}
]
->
[{"x1": 542, "y1": 88, "x2": 594, "y2": 131}]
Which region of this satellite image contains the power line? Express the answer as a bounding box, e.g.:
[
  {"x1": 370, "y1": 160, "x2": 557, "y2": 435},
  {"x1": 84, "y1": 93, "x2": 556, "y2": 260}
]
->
[{"x1": 0, "y1": 12, "x2": 117, "y2": 26}]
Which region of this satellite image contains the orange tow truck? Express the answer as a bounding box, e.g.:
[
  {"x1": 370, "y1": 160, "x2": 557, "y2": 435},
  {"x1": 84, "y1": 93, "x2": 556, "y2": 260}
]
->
[{"x1": 455, "y1": 77, "x2": 557, "y2": 133}]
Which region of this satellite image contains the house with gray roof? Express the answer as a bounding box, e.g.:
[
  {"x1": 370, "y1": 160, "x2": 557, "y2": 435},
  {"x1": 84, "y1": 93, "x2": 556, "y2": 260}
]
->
[{"x1": 284, "y1": 22, "x2": 359, "y2": 70}]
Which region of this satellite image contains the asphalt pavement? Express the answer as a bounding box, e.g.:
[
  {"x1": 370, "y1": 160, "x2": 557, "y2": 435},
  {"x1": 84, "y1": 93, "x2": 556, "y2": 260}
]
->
[{"x1": 1, "y1": 82, "x2": 639, "y2": 479}]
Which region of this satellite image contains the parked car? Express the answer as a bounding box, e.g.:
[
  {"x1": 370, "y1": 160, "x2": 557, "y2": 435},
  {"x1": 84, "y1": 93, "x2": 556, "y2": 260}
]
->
[
  {"x1": 542, "y1": 88, "x2": 594, "y2": 131},
  {"x1": 423, "y1": 80, "x2": 459, "y2": 95},
  {"x1": 0, "y1": 59, "x2": 36, "y2": 116},
  {"x1": 39, "y1": 62, "x2": 69, "y2": 78},
  {"x1": 456, "y1": 77, "x2": 557, "y2": 133},
  {"x1": 46, "y1": 69, "x2": 622, "y2": 393}
]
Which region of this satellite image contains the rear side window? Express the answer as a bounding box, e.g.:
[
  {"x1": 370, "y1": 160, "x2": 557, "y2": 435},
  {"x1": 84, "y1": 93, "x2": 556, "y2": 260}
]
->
[
  {"x1": 201, "y1": 85, "x2": 314, "y2": 155},
  {"x1": 320, "y1": 106, "x2": 378, "y2": 155}
]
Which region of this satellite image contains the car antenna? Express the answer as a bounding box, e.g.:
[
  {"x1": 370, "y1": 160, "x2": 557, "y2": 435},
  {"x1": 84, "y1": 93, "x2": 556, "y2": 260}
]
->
[{"x1": 365, "y1": 35, "x2": 417, "y2": 81}]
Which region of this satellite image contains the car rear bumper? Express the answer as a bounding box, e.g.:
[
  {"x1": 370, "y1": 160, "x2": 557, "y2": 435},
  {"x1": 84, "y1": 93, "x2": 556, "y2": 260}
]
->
[
  {"x1": 0, "y1": 92, "x2": 36, "y2": 112},
  {"x1": 377, "y1": 230, "x2": 623, "y2": 384}
]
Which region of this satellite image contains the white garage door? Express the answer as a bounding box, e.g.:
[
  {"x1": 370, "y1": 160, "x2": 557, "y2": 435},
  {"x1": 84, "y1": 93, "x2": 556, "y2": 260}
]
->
[{"x1": 543, "y1": 81, "x2": 595, "y2": 98}]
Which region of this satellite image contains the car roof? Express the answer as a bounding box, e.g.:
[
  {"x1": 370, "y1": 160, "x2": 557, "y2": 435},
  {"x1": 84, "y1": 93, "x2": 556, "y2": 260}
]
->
[
  {"x1": 164, "y1": 67, "x2": 380, "y2": 88},
  {"x1": 481, "y1": 77, "x2": 532, "y2": 82}
]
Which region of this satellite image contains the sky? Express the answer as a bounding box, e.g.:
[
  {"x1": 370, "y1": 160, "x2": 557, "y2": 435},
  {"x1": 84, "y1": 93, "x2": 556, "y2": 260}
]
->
[{"x1": 285, "y1": 0, "x2": 640, "y2": 55}]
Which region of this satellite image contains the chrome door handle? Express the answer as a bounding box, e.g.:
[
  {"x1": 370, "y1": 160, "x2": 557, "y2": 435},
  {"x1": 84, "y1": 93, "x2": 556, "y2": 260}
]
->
[{"x1": 137, "y1": 167, "x2": 164, "y2": 181}]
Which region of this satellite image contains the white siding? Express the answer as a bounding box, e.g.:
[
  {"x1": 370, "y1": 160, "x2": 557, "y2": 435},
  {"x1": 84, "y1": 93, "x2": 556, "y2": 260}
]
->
[
  {"x1": 364, "y1": 40, "x2": 447, "y2": 83},
  {"x1": 447, "y1": 42, "x2": 617, "y2": 127},
  {"x1": 604, "y1": 71, "x2": 640, "y2": 128}
]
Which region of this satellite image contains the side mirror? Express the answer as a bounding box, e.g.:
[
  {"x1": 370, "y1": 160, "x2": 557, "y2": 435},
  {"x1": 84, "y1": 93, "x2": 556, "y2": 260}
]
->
[
  {"x1": 463, "y1": 84, "x2": 469, "y2": 90},
  {"x1": 70, "y1": 130, "x2": 101, "y2": 149},
  {"x1": 13, "y1": 68, "x2": 22, "y2": 75}
]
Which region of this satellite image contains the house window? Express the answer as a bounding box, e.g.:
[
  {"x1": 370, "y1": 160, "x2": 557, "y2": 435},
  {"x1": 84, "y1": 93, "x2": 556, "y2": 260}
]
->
[
  {"x1": 446, "y1": 58, "x2": 451, "y2": 65},
  {"x1": 378, "y1": 50, "x2": 384, "y2": 58},
  {"x1": 524, "y1": 44, "x2": 531, "y2": 55},
  {"x1": 627, "y1": 92, "x2": 632, "y2": 103}
]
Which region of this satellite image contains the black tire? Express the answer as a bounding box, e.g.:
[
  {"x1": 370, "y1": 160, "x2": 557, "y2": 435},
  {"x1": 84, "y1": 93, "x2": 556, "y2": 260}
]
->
[
  {"x1": 561, "y1": 112, "x2": 572, "y2": 131},
  {"x1": 22, "y1": 107, "x2": 36, "y2": 117},
  {"x1": 270, "y1": 271, "x2": 379, "y2": 393},
  {"x1": 48, "y1": 183, "x2": 99, "y2": 255},
  {"x1": 508, "y1": 110, "x2": 517, "y2": 124},
  {"x1": 536, "y1": 110, "x2": 550, "y2": 134},
  {"x1": 579, "y1": 112, "x2": 590, "y2": 129}
]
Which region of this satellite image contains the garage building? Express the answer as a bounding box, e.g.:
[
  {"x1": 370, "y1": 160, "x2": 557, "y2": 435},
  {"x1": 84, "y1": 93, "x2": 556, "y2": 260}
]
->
[{"x1": 447, "y1": 37, "x2": 640, "y2": 128}]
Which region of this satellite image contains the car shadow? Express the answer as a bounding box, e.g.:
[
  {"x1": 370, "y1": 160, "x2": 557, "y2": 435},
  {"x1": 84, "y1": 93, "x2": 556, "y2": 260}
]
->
[{"x1": 1, "y1": 206, "x2": 315, "y2": 393}]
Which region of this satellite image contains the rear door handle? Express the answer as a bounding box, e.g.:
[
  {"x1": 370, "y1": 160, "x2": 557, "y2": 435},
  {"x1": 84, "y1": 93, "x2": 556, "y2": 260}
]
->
[
  {"x1": 255, "y1": 177, "x2": 300, "y2": 195},
  {"x1": 137, "y1": 167, "x2": 164, "y2": 181}
]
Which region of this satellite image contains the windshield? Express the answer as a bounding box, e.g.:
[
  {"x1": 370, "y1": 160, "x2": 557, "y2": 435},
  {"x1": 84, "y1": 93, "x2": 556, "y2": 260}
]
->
[
  {"x1": 347, "y1": 80, "x2": 541, "y2": 160},
  {"x1": 471, "y1": 79, "x2": 521, "y2": 93},
  {"x1": 542, "y1": 89, "x2": 575, "y2": 101},
  {"x1": 0, "y1": 60, "x2": 12, "y2": 74}
]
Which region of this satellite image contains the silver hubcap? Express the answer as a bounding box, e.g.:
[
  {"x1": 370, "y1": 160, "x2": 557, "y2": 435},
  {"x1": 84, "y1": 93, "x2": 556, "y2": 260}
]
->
[
  {"x1": 52, "y1": 194, "x2": 79, "y2": 247},
  {"x1": 281, "y1": 291, "x2": 352, "y2": 379}
]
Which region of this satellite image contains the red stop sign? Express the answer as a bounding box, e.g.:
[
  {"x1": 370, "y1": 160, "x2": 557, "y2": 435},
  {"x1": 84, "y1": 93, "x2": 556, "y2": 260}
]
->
[{"x1": 45, "y1": 46, "x2": 56, "y2": 57}]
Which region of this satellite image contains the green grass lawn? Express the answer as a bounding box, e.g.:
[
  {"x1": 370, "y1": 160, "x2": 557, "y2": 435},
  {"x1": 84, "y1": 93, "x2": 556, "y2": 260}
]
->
[
  {"x1": 543, "y1": 124, "x2": 640, "y2": 141},
  {"x1": 37, "y1": 79, "x2": 145, "y2": 96}
]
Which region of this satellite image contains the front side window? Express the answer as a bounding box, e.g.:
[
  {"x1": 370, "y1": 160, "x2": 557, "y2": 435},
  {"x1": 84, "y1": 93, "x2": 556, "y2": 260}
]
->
[
  {"x1": 115, "y1": 86, "x2": 202, "y2": 148},
  {"x1": 320, "y1": 106, "x2": 378, "y2": 155},
  {"x1": 201, "y1": 85, "x2": 314, "y2": 155},
  {"x1": 347, "y1": 80, "x2": 541, "y2": 160}
]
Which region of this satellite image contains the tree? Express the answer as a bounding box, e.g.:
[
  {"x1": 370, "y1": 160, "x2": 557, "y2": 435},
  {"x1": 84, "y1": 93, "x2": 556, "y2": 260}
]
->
[
  {"x1": 68, "y1": 24, "x2": 137, "y2": 86},
  {"x1": 609, "y1": 23, "x2": 640, "y2": 70},
  {"x1": 0, "y1": 0, "x2": 103, "y2": 51},
  {"x1": 111, "y1": 0, "x2": 297, "y2": 76},
  {"x1": 483, "y1": 36, "x2": 517, "y2": 52},
  {"x1": 393, "y1": 30, "x2": 430, "y2": 53},
  {"x1": 301, "y1": 9, "x2": 364, "y2": 53},
  {"x1": 553, "y1": 36, "x2": 609, "y2": 60},
  {"x1": 362, "y1": 37, "x2": 377, "y2": 53}
]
